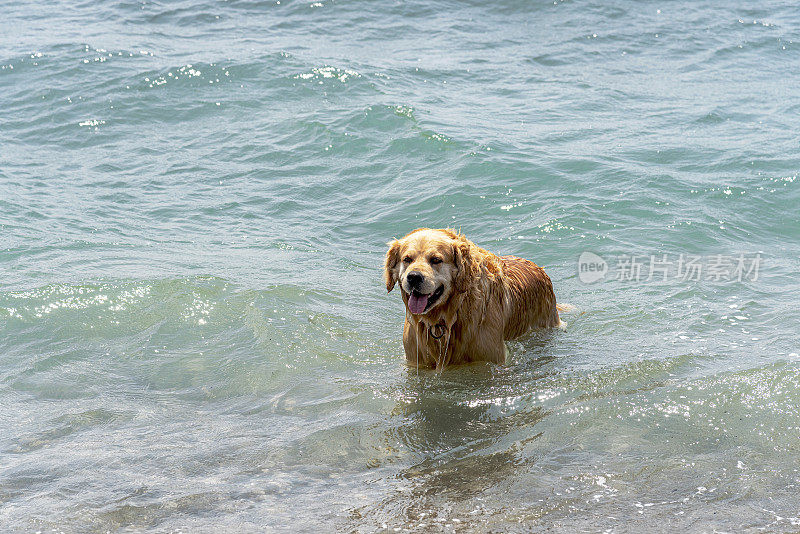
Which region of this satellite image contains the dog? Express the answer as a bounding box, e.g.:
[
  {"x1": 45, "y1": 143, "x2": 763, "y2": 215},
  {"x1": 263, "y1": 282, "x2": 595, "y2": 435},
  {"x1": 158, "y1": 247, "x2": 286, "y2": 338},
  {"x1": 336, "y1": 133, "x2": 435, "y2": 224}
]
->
[{"x1": 384, "y1": 228, "x2": 564, "y2": 369}]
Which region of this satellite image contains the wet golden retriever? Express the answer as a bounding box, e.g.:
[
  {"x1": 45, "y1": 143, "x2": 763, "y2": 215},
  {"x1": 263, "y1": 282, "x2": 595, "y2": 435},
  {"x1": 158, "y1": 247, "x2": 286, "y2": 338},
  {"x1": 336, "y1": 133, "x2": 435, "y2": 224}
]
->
[{"x1": 384, "y1": 228, "x2": 563, "y2": 369}]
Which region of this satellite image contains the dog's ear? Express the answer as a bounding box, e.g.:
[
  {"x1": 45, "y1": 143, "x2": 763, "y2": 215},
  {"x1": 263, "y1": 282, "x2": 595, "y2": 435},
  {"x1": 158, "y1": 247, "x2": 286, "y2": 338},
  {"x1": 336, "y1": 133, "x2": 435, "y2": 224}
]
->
[
  {"x1": 384, "y1": 239, "x2": 401, "y2": 292},
  {"x1": 453, "y1": 239, "x2": 473, "y2": 293}
]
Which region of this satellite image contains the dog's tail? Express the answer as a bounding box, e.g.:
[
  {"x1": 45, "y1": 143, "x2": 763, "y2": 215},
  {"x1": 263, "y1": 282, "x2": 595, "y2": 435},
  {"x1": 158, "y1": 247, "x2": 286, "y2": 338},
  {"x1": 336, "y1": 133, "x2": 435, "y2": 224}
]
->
[{"x1": 556, "y1": 303, "x2": 578, "y2": 329}]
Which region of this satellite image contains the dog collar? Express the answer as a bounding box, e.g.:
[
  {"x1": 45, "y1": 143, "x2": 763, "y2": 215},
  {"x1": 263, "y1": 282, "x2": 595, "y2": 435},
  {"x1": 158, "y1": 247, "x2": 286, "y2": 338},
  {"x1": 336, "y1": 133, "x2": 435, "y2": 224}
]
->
[{"x1": 429, "y1": 323, "x2": 447, "y2": 339}]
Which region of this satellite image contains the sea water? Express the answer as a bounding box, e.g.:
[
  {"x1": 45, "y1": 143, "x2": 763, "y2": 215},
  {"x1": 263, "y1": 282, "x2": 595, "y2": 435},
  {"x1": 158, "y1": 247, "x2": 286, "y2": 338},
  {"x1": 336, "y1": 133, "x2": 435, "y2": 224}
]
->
[{"x1": 2, "y1": 0, "x2": 800, "y2": 531}]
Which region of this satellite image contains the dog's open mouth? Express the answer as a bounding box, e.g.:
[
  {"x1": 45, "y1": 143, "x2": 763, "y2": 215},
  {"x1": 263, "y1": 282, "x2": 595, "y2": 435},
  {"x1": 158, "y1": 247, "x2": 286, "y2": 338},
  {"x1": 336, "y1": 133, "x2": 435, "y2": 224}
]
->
[{"x1": 407, "y1": 285, "x2": 444, "y2": 315}]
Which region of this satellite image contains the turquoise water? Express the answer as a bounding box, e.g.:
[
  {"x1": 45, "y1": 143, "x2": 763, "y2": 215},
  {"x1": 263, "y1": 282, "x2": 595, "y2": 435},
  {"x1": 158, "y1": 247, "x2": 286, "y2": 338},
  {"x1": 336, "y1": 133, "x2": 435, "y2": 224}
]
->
[{"x1": 2, "y1": 0, "x2": 800, "y2": 531}]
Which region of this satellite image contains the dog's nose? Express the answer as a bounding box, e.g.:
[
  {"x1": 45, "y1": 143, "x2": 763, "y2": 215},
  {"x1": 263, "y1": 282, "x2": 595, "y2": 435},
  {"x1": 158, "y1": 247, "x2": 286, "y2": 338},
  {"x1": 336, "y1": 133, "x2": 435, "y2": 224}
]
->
[{"x1": 406, "y1": 271, "x2": 423, "y2": 288}]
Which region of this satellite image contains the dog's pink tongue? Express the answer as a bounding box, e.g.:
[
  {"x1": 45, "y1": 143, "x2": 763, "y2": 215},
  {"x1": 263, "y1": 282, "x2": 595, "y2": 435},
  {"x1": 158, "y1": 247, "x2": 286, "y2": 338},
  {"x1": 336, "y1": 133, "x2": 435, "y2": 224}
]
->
[{"x1": 408, "y1": 293, "x2": 428, "y2": 314}]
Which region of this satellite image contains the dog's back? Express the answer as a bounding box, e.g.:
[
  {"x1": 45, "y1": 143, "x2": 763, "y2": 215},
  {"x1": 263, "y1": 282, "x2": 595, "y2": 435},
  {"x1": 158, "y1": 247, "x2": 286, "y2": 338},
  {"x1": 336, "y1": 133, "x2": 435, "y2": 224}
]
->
[{"x1": 500, "y1": 256, "x2": 561, "y2": 338}]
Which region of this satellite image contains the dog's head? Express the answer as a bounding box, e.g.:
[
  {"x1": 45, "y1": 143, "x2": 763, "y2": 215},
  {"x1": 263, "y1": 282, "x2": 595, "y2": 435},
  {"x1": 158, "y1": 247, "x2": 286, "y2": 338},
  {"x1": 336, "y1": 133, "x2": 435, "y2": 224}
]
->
[{"x1": 384, "y1": 228, "x2": 472, "y2": 316}]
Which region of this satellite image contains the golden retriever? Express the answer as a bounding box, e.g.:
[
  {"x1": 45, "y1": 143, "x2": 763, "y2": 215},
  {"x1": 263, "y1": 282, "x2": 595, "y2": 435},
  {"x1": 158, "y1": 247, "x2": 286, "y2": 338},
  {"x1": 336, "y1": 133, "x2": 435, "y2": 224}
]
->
[{"x1": 384, "y1": 228, "x2": 563, "y2": 369}]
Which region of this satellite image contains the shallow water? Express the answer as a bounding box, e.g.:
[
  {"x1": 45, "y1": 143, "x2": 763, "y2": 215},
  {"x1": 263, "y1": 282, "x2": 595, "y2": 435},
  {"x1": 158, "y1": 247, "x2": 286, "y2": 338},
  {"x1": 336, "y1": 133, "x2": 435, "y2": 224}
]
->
[{"x1": 2, "y1": 0, "x2": 800, "y2": 531}]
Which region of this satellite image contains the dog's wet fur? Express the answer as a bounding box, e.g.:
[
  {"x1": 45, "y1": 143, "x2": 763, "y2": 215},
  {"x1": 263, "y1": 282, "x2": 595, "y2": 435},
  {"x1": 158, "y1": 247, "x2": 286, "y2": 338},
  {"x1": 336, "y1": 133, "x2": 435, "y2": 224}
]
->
[{"x1": 385, "y1": 228, "x2": 563, "y2": 369}]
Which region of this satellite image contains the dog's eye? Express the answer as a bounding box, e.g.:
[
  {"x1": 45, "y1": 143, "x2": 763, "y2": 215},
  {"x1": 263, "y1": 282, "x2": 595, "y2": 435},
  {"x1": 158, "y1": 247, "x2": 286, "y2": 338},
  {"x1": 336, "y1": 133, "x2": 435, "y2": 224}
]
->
[
  {"x1": 430, "y1": 256, "x2": 442, "y2": 264},
  {"x1": 402, "y1": 256, "x2": 413, "y2": 264}
]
